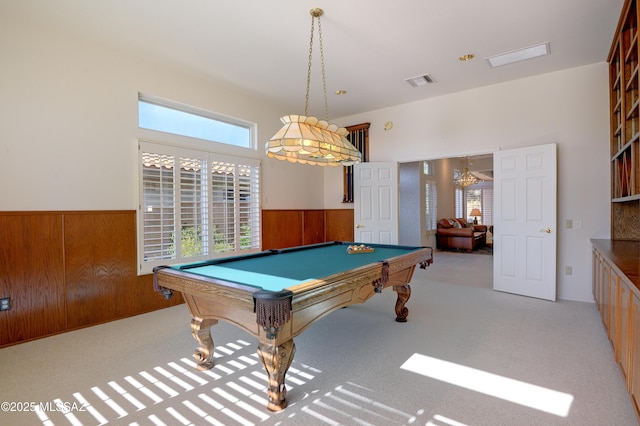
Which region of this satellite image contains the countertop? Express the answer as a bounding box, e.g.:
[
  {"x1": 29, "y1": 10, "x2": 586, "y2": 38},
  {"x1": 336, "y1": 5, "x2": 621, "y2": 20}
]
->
[{"x1": 591, "y1": 239, "x2": 640, "y2": 289}]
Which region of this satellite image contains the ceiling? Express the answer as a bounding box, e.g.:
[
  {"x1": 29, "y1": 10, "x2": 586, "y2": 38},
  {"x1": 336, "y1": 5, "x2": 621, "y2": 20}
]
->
[{"x1": 2, "y1": 0, "x2": 624, "y2": 119}]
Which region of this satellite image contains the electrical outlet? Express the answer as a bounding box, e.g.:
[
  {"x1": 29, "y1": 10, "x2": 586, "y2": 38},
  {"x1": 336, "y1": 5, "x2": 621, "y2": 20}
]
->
[
  {"x1": 565, "y1": 266, "x2": 573, "y2": 275},
  {"x1": 0, "y1": 297, "x2": 10, "y2": 311}
]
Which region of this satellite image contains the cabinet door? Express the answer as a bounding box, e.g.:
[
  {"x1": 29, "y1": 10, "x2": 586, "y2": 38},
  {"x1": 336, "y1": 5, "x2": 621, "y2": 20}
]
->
[
  {"x1": 602, "y1": 260, "x2": 611, "y2": 333},
  {"x1": 593, "y1": 249, "x2": 603, "y2": 305},
  {"x1": 631, "y1": 293, "x2": 640, "y2": 412},
  {"x1": 610, "y1": 269, "x2": 620, "y2": 344},
  {"x1": 618, "y1": 279, "x2": 631, "y2": 384}
]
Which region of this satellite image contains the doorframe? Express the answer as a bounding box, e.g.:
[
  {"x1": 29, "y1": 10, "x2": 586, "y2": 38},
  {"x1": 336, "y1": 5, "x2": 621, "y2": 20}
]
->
[{"x1": 399, "y1": 149, "x2": 496, "y2": 249}]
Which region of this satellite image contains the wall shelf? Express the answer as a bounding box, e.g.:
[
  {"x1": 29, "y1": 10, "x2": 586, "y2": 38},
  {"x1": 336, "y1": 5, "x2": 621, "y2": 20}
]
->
[
  {"x1": 610, "y1": 0, "x2": 640, "y2": 239},
  {"x1": 613, "y1": 194, "x2": 640, "y2": 203}
]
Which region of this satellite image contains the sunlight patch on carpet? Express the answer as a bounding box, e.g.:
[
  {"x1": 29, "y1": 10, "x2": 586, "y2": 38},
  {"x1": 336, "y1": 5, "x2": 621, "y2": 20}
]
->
[{"x1": 400, "y1": 353, "x2": 573, "y2": 417}]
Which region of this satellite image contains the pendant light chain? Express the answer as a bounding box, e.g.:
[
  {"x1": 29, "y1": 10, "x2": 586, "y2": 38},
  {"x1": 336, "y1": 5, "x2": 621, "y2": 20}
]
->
[
  {"x1": 266, "y1": 7, "x2": 362, "y2": 167},
  {"x1": 304, "y1": 14, "x2": 314, "y2": 117},
  {"x1": 304, "y1": 10, "x2": 329, "y2": 121},
  {"x1": 318, "y1": 16, "x2": 329, "y2": 121}
]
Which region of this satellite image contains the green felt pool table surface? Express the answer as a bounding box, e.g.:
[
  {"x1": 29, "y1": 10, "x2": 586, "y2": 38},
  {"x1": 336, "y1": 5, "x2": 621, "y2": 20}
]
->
[
  {"x1": 154, "y1": 241, "x2": 433, "y2": 412},
  {"x1": 170, "y1": 241, "x2": 424, "y2": 292}
]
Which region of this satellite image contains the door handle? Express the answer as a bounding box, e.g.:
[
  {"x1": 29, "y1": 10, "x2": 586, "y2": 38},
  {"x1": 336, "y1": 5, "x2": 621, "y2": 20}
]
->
[
  {"x1": 356, "y1": 224, "x2": 363, "y2": 228},
  {"x1": 541, "y1": 227, "x2": 552, "y2": 233}
]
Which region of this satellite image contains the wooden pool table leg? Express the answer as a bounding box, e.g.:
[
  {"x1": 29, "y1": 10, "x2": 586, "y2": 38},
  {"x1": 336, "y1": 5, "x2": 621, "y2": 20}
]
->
[
  {"x1": 190, "y1": 317, "x2": 218, "y2": 370},
  {"x1": 393, "y1": 284, "x2": 411, "y2": 322},
  {"x1": 257, "y1": 339, "x2": 296, "y2": 411}
]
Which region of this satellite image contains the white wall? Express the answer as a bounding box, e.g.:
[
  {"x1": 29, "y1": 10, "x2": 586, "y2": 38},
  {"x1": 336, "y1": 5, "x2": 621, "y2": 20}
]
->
[
  {"x1": 330, "y1": 63, "x2": 611, "y2": 302},
  {"x1": 0, "y1": 10, "x2": 322, "y2": 212},
  {"x1": 434, "y1": 158, "x2": 456, "y2": 220},
  {"x1": 1, "y1": 10, "x2": 611, "y2": 302}
]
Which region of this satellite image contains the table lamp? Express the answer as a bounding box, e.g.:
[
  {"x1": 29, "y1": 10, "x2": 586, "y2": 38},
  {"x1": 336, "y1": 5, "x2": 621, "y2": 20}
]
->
[{"x1": 470, "y1": 208, "x2": 482, "y2": 225}]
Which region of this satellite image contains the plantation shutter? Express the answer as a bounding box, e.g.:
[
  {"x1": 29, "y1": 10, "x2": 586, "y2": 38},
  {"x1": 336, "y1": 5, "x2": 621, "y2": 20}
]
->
[
  {"x1": 210, "y1": 160, "x2": 236, "y2": 253},
  {"x1": 141, "y1": 150, "x2": 176, "y2": 262},
  {"x1": 482, "y1": 188, "x2": 494, "y2": 226},
  {"x1": 210, "y1": 159, "x2": 261, "y2": 254},
  {"x1": 179, "y1": 153, "x2": 209, "y2": 258},
  {"x1": 138, "y1": 141, "x2": 261, "y2": 273},
  {"x1": 425, "y1": 181, "x2": 438, "y2": 231},
  {"x1": 238, "y1": 162, "x2": 261, "y2": 250},
  {"x1": 455, "y1": 188, "x2": 464, "y2": 218}
]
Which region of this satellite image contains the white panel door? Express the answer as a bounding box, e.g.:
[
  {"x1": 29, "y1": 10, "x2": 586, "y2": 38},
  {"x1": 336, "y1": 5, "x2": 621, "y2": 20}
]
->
[
  {"x1": 354, "y1": 162, "x2": 399, "y2": 244},
  {"x1": 493, "y1": 143, "x2": 557, "y2": 301}
]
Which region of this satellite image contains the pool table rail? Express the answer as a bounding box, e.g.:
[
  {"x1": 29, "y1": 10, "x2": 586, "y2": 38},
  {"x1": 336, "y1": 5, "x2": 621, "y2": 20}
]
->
[
  {"x1": 154, "y1": 246, "x2": 432, "y2": 343},
  {"x1": 153, "y1": 244, "x2": 433, "y2": 411},
  {"x1": 154, "y1": 269, "x2": 264, "y2": 336}
]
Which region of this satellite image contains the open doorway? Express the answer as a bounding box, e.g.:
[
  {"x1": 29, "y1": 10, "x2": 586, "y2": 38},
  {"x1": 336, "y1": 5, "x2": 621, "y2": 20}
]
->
[
  {"x1": 398, "y1": 154, "x2": 493, "y2": 252},
  {"x1": 399, "y1": 155, "x2": 494, "y2": 291},
  {"x1": 397, "y1": 144, "x2": 556, "y2": 300}
]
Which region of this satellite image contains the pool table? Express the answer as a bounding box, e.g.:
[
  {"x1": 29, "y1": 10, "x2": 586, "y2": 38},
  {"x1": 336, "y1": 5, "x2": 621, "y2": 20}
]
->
[{"x1": 153, "y1": 241, "x2": 433, "y2": 411}]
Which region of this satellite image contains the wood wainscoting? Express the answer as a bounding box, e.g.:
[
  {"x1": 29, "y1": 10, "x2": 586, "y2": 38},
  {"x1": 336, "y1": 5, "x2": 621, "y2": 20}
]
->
[
  {"x1": 0, "y1": 208, "x2": 353, "y2": 347},
  {"x1": 262, "y1": 209, "x2": 354, "y2": 250},
  {"x1": 0, "y1": 211, "x2": 183, "y2": 348}
]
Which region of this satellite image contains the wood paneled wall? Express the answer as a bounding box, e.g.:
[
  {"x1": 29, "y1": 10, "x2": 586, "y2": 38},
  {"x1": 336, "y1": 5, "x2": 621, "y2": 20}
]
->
[
  {"x1": 0, "y1": 213, "x2": 66, "y2": 344},
  {"x1": 262, "y1": 209, "x2": 354, "y2": 250},
  {"x1": 0, "y1": 208, "x2": 353, "y2": 347},
  {"x1": 0, "y1": 211, "x2": 182, "y2": 348},
  {"x1": 325, "y1": 209, "x2": 355, "y2": 242}
]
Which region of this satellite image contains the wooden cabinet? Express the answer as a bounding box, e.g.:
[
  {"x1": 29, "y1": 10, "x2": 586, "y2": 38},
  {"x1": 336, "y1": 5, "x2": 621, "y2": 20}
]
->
[
  {"x1": 605, "y1": 261, "x2": 613, "y2": 334},
  {"x1": 592, "y1": 248, "x2": 600, "y2": 305},
  {"x1": 632, "y1": 293, "x2": 640, "y2": 411},
  {"x1": 620, "y1": 281, "x2": 632, "y2": 380},
  {"x1": 598, "y1": 2, "x2": 640, "y2": 417},
  {"x1": 610, "y1": 268, "x2": 620, "y2": 347},
  {"x1": 592, "y1": 240, "x2": 640, "y2": 418},
  {"x1": 610, "y1": 0, "x2": 640, "y2": 240}
]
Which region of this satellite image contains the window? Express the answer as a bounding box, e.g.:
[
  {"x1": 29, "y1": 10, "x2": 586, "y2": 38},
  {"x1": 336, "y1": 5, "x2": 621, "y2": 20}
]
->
[
  {"x1": 137, "y1": 95, "x2": 260, "y2": 273},
  {"x1": 343, "y1": 123, "x2": 370, "y2": 203},
  {"x1": 425, "y1": 182, "x2": 438, "y2": 231},
  {"x1": 423, "y1": 161, "x2": 433, "y2": 175},
  {"x1": 465, "y1": 186, "x2": 493, "y2": 225},
  {"x1": 424, "y1": 162, "x2": 437, "y2": 231},
  {"x1": 455, "y1": 188, "x2": 464, "y2": 218},
  {"x1": 138, "y1": 94, "x2": 253, "y2": 148},
  {"x1": 139, "y1": 142, "x2": 261, "y2": 273}
]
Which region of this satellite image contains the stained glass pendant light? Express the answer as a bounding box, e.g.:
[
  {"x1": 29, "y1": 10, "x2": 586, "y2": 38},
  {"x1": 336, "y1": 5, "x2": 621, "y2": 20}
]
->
[{"x1": 266, "y1": 8, "x2": 361, "y2": 167}]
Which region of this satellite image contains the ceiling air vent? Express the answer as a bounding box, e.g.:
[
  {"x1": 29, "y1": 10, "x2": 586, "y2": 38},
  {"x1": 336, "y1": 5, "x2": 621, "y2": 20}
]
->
[{"x1": 405, "y1": 73, "x2": 436, "y2": 87}]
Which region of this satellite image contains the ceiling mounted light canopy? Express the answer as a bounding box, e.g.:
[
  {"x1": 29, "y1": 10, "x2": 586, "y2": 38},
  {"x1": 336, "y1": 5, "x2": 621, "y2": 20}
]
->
[
  {"x1": 486, "y1": 42, "x2": 550, "y2": 68},
  {"x1": 266, "y1": 8, "x2": 361, "y2": 167},
  {"x1": 454, "y1": 157, "x2": 481, "y2": 187}
]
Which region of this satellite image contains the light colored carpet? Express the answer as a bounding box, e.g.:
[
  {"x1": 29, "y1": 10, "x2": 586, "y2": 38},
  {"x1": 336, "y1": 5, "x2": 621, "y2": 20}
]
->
[{"x1": 0, "y1": 251, "x2": 637, "y2": 425}]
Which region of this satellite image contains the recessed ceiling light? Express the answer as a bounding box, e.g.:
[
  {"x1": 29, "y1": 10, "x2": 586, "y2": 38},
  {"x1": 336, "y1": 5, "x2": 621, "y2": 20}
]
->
[
  {"x1": 486, "y1": 42, "x2": 550, "y2": 68},
  {"x1": 459, "y1": 54, "x2": 474, "y2": 61}
]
